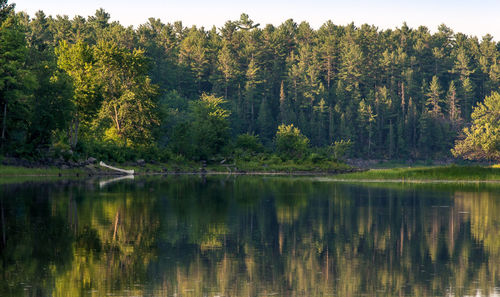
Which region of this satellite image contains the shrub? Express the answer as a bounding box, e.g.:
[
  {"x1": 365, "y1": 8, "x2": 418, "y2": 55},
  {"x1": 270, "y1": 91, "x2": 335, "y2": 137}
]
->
[
  {"x1": 275, "y1": 124, "x2": 309, "y2": 159},
  {"x1": 235, "y1": 133, "x2": 264, "y2": 155},
  {"x1": 330, "y1": 139, "x2": 353, "y2": 160}
]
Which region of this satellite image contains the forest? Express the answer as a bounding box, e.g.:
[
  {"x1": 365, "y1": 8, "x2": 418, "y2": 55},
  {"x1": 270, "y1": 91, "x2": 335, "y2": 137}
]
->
[{"x1": 1, "y1": 0, "x2": 499, "y2": 164}]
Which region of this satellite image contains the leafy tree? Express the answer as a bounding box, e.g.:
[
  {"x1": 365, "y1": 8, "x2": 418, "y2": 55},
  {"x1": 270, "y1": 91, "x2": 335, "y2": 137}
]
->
[
  {"x1": 28, "y1": 69, "x2": 73, "y2": 149},
  {"x1": 235, "y1": 133, "x2": 263, "y2": 155},
  {"x1": 0, "y1": 0, "x2": 14, "y2": 22},
  {"x1": 55, "y1": 40, "x2": 100, "y2": 148},
  {"x1": 94, "y1": 41, "x2": 159, "y2": 146},
  {"x1": 452, "y1": 92, "x2": 500, "y2": 161},
  {"x1": 190, "y1": 93, "x2": 230, "y2": 160},
  {"x1": 0, "y1": 14, "x2": 34, "y2": 150},
  {"x1": 275, "y1": 123, "x2": 309, "y2": 159}
]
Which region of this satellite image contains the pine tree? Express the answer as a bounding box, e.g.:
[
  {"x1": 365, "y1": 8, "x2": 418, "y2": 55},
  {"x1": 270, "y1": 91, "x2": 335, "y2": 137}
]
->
[
  {"x1": 426, "y1": 76, "x2": 443, "y2": 118},
  {"x1": 243, "y1": 57, "x2": 260, "y2": 133},
  {"x1": 357, "y1": 99, "x2": 376, "y2": 155},
  {"x1": 446, "y1": 81, "x2": 461, "y2": 127},
  {"x1": 407, "y1": 97, "x2": 418, "y2": 157},
  {"x1": 313, "y1": 98, "x2": 328, "y2": 146},
  {"x1": 462, "y1": 77, "x2": 474, "y2": 120},
  {"x1": 257, "y1": 97, "x2": 274, "y2": 142},
  {"x1": 217, "y1": 41, "x2": 239, "y2": 100}
]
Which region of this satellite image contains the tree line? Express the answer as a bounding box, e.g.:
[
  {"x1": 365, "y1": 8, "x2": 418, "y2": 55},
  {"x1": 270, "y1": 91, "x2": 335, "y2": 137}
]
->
[{"x1": 1, "y1": 0, "x2": 499, "y2": 162}]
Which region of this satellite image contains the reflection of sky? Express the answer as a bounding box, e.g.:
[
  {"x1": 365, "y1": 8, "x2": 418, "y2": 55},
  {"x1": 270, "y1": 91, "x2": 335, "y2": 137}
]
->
[{"x1": 15, "y1": 0, "x2": 500, "y2": 39}]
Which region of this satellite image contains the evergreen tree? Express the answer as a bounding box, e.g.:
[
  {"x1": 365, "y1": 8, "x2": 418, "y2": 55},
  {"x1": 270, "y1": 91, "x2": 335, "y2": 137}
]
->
[
  {"x1": 426, "y1": 76, "x2": 443, "y2": 118},
  {"x1": 257, "y1": 96, "x2": 274, "y2": 142},
  {"x1": 446, "y1": 81, "x2": 461, "y2": 127}
]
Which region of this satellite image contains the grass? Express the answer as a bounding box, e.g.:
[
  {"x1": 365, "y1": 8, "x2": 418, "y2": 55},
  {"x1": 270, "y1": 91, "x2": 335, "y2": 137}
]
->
[
  {"x1": 336, "y1": 165, "x2": 500, "y2": 181},
  {"x1": 0, "y1": 165, "x2": 85, "y2": 176},
  {"x1": 0, "y1": 157, "x2": 352, "y2": 177},
  {"x1": 3, "y1": 160, "x2": 497, "y2": 182},
  {"x1": 232, "y1": 159, "x2": 351, "y2": 173}
]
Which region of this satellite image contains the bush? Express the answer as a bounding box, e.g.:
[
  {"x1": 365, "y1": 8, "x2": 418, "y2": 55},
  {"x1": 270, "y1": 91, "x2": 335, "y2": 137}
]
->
[
  {"x1": 308, "y1": 153, "x2": 326, "y2": 163},
  {"x1": 235, "y1": 133, "x2": 264, "y2": 155},
  {"x1": 268, "y1": 154, "x2": 282, "y2": 165},
  {"x1": 275, "y1": 124, "x2": 309, "y2": 159},
  {"x1": 330, "y1": 139, "x2": 353, "y2": 160}
]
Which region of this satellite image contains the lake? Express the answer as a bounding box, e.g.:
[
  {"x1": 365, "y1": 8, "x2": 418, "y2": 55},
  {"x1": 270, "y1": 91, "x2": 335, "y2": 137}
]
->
[{"x1": 1, "y1": 175, "x2": 499, "y2": 296}]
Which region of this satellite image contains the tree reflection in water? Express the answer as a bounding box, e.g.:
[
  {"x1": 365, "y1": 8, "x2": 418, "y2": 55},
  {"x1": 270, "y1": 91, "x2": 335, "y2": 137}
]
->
[{"x1": 0, "y1": 176, "x2": 499, "y2": 296}]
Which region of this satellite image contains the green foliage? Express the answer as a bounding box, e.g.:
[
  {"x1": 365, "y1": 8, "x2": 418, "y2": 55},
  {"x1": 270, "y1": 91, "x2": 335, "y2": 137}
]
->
[
  {"x1": 0, "y1": 14, "x2": 32, "y2": 150},
  {"x1": 94, "y1": 42, "x2": 159, "y2": 146},
  {"x1": 28, "y1": 69, "x2": 74, "y2": 148},
  {"x1": 426, "y1": 76, "x2": 443, "y2": 117},
  {"x1": 55, "y1": 40, "x2": 100, "y2": 148},
  {"x1": 275, "y1": 124, "x2": 309, "y2": 159},
  {"x1": 1, "y1": 6, "x2": 500, "y2": 163},
  {"x1": 329, "y1": 139, "x2": 353, "y2": 160},
  {"x1": 339, "y1": 165, "x2": 500, "y2": 181},
  {"x1": 235, "y1": 133, "x2": 264, "y2": 155},
  {"x1": 190, "y1": 93, "x2": 230, "y2": 160},
  {"x1": 452, "y1": 92, "x2": 500, "y2": 161}
]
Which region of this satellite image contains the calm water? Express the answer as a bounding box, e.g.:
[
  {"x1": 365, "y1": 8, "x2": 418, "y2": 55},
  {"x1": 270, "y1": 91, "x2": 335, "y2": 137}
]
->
[{"x1": 1, "y1": 176, "x2": 500, "y2": 297}]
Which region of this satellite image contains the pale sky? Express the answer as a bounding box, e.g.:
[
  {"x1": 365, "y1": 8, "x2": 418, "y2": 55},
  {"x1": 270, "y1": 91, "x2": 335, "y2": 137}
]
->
[{"x1": 14, "y1": 0, "x2": 500, "y2": 39}]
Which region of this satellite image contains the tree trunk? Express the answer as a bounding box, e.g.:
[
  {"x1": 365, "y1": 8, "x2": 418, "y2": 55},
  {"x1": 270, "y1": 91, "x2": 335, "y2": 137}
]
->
[
  {"x1": 71, "y1": 117, "x2": 79, "y2": 148},
  {"x1": 113, "y1": 210, "x2": 120, "y2": 241},
  {"x1": 327, "y1": 57, "x2": 331, "y2": 90},
  {"x1": 1, "y1": 198, "x2": 5, "y2": 247},
  {"x1": 67, "y1": 124, "x2": 72, "y2": 147},
  {"x1": 113, "y1": 105, "x2": 120, "y2": 132},
  {"x1": 1, "y1": 103, "x2": 7, "y2": 140}
]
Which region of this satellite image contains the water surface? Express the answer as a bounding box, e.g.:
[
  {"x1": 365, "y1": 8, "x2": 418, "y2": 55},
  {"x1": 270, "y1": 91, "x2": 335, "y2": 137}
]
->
[{"x1": 1, "y1": 176, "x2": 499, "y2": 296}]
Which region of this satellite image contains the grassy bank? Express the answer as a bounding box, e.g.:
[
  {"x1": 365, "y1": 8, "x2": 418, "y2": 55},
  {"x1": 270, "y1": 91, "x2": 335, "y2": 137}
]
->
[
  {"x1": 3, "y1": 162, "x2": 498, "y2": 181},
  {"x1": 120, "y1": 158, "x2": 351, "y2": 174},
  {"x1": 0, "y1": 165, "x2": 85, "y2": 176},
  {"x1": 0, "y1": 158, "x2": 352, "y2": 177},
  {"x1": 336, "y1": 165, "x2": 500, "y2": 181}
]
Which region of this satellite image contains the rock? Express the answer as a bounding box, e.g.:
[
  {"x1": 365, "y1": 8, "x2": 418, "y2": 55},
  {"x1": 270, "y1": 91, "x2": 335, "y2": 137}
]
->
[
  {"x1": 85, "y1": 164, "x2": 97, "y2": 172},
  {"x1": 87, "y1": 157, "x2": 97, "y2": 164},
  {"x1": 136, "y1": 159, "x2": 146, "y2": 166},
  {"x1": 1, "y1": 157, "x2": 13, "y2": 166}
]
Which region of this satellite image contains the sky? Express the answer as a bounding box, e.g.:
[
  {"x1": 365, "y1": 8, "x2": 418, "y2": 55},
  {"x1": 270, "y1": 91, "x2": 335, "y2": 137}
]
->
[{"x1": 14, "y1": 0, "x2": 500, "y2": 39}]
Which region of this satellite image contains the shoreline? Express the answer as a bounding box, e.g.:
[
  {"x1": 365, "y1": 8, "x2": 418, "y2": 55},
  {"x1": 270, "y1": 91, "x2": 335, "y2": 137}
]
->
[
  {"x1": 0, "y1": 167, "x2": 357, "y2": 177},
  {"x1": 1, "y1": 164, "x2": 499, "y2": 183}
]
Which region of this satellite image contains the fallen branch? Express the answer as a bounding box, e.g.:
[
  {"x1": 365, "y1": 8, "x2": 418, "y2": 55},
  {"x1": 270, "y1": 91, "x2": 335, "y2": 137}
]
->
[{"x1": 99, "y1": 161, "x2": 134, "y2": 175}]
